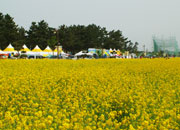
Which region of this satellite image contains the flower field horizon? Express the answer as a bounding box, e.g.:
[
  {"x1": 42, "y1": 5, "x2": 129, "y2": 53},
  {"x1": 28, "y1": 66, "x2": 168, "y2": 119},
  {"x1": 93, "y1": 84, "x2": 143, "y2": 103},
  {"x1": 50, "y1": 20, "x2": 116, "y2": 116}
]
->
[{"x1": 0, "y1": 58, "x2": 180, "y2": 130}]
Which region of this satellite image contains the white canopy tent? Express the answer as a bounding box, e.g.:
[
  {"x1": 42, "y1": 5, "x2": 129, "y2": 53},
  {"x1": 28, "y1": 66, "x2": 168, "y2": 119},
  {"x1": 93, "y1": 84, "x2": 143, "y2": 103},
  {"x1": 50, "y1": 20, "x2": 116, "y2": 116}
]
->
[
  {"x1": 42, "y1": 46, "x2": 53, "y2": 56},
  {"x1": 31, "y1": 45, "x2": 42, "y2": 55},
  {"x1": 75, "y1": 51, "x2": 84, "y2": 56},
  {"x1": 109, "y1": 48, "x2": 113, "y2": 53},
  {"x1": 20, "y1": 44, "x2": 31, "y2": 52},
  {"x1": 26, "y1": 45, "x2": 43, "y2": 58},
  {"x1": 3, "y1": 44, "x2": 18, "y2": 55},
  {"x1": 75, "y1": 51, "x2": 93, "y2": 57},
  {"x1": 3, "y1": 44, "x2": 15, "y2": 53},
  {"x1": 113, "y1": 48, "x2": 117, "y2": 52},
  {"x1": 0, "y1": 49, "x2": 5, "y2": 54},
  {"x1": 86, "y1": 52, "x2": 93, "y2": 56}
]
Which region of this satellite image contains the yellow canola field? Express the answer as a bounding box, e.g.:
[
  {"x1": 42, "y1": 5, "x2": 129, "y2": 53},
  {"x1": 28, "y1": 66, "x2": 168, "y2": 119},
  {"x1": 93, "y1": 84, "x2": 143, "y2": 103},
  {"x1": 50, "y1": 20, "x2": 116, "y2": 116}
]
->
[{"x1": 0, "y1": 58, "x2": 180, "y2": 130}]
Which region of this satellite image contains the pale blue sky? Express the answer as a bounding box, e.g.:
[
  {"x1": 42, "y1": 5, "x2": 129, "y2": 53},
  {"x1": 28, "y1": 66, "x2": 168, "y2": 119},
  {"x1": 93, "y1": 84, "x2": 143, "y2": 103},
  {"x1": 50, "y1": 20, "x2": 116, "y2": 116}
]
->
[{"x1": 1, "y1": 0, "x2": 180, "y2": 51}]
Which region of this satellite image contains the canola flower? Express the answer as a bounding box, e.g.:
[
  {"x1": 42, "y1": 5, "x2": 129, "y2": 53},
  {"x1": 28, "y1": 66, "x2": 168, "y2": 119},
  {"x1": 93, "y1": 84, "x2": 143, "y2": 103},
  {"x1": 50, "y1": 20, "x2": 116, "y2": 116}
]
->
[{"x1": 0, "y1": 58, "x2": 180, "y2": 129}]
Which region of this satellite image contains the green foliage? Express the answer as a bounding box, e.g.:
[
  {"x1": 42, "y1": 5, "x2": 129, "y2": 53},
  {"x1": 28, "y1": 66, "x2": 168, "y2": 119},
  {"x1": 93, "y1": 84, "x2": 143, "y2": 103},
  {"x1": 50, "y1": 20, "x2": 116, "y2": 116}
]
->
[
  {"x1": 0, "y1": 13, "x2": 18, "y2": 50},
  {"x1": 13, "y1": 27, "x2": 26, "y2": 51},
  {"x1": 47, "y1": 36, "x2": 57, "y2": 50}
]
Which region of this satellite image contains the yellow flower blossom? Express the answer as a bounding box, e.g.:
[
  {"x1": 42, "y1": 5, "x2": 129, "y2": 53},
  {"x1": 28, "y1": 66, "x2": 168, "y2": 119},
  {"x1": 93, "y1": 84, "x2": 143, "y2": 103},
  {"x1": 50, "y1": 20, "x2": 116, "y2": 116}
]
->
[{"x1": 0, "y1": 59, "x2": 179, "y2": 129}]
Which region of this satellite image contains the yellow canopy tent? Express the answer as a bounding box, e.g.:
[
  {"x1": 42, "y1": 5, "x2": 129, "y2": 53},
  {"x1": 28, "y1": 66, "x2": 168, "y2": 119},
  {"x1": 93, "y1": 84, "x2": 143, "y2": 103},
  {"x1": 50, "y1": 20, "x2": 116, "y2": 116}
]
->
[
  {"x1": 42, "y1": 46, "x2": 53, "y2": 57},
  {"x1": 103, "y1": 49, "x2": 109, "y2": 56},
  {"x1": 3, "y1": 44, "x2": 15, "y2": 52},
  {"x1": 43, "y1": 46, "x2": 52, "y2": 52},
  {"x1": 54, "y1": 46, "x2": 62, "y2": 53},
  {"x1": 109, "y1": 48, "x2": 113, "y2": 53},
  {"x1": 20, "y1": 44, "x2": 31, "y2": 52},
  {"x1": 113, "y1": 48, "x2": 117, "y2": 52},
  {"x1": 117, "y1": 49, "x2": 121, "y2": 55},
  {"x1": 0, "y1": 49, "x2": 5, "y2": 54},
  {"x1": 32, "y1": 45, "x2": 42, "y2": 52}
]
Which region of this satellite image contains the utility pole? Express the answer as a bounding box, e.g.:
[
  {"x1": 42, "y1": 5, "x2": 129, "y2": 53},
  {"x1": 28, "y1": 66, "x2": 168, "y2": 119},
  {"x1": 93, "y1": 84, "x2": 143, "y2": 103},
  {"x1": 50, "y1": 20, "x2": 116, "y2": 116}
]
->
[
  {"x1": 55, "y1": 29, "x2": 60, "y2": 59},
  {"x1": 143, "y1": 44, "x2": 145, "y2": 52},
  {"x1": 143, "y1": 44, "x2": 146, "y2": 56},
  {"x1": 101, "y1": 43, "x2": 104, "y2": 58}
]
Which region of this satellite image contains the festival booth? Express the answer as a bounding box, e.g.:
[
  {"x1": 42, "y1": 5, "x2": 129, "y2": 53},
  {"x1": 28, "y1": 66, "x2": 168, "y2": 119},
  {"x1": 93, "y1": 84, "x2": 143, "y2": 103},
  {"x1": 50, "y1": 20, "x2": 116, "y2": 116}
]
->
[
  {"x1": 125, "y1": 51, "x2": 130, "y2": 58},
  {"x1": 103, "y1": 49, "x2": 111, "y2": 58},
  {"x1": 20, "y1": 44, "x2": 31, "y2": 53},
  {"x1": 3, "y1": 44, "x2": 15, "y2": 53},
  {"x1": 116, "y1": 49, "x2": 121, "y2": 55},
  {"x1": 3, "y1": 44, "x2": 18, "y2": 57},
  {"x1": 30, "y1": 45, "x2": 43, "y2": 59},
  {"x1": 17, "y1": 44, "x2": 31, "y2": 58},
  {"x1": 60, "y1": 51, "x2": 68, "y2": 59},
  {"x1": 113, "y1": 48, "x2": 117, "y2": 53},
  {"x1": 0, "y1": 49, "x2": 3, "y2": 54},
  {"x1": 0, "y1": 49, "x2": 8, "y2": 59},
  {"x1": 53, "y1": 46, "x2": 68, "y2": 58},
  {"x1": 130, "y1": 53, "x2": 137, "y2": 59},
  {"x1": 88, "y1": 48, "x2": 96, "y2": 54},
  {"x1": 42, "y1": 46, "x2": 53, "y2": 57},
  {"x1": 53, "y1": 46, "x2": 62, "y2": 55},
  {"x1": 109, "y1": 48, "x2": 122, "y2": 58},
  {"x1": 114, "y1": 49, "x2": 122, "y2": 57},
  {"x1": 88, "y1": 48, "x2": 99, "y2": 58},
  {"x1": 109, "y1": 48, "x2": 113, "y2": 53},
  {"x1": 75, "y1": 51, "x2": 93, "y2": 59}
]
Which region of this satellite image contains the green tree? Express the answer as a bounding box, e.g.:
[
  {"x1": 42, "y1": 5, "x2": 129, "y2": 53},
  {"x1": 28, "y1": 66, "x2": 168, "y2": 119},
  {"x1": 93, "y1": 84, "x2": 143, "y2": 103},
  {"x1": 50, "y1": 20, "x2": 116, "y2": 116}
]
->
[
  {"x1": 104, "y1": 30, "x2": 130, "y2": 52},
  {"x1": 27, "y1": 20, "x2": 54, "y2": 50},
  {"x1": 13, "y1": 27, "x2": 27, "y2": 51},
  {"x1": 47, "y1": 36, "x2": 57, "y2": 50},
  {"x1": 58, "y1": 24, "x2": 108, "y2": 54},
  {"x1": 132, "y1": 42, "x2": 138, "y2": 53},
  {"x1": 0, "y1": 12, "x2": 18, "y2": 50}
]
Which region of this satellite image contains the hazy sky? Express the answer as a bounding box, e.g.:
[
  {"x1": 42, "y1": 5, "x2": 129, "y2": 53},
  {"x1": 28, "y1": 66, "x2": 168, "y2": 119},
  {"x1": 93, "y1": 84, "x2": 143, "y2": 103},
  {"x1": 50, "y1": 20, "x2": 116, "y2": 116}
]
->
[{"x1": 1, "y1": 0, "x2": 180, "y2": 51}]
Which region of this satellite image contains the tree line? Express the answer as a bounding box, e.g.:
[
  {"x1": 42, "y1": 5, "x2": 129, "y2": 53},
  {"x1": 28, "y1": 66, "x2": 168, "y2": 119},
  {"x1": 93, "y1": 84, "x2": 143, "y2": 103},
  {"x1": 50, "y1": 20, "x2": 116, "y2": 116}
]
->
[{"x1": 0, "y1": 12, "x2": 138, "y2": 54}]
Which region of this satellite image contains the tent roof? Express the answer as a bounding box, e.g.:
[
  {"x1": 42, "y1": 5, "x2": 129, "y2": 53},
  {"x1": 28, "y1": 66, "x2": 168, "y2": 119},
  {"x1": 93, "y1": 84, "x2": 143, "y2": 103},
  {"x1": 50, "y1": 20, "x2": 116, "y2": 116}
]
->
[
  {"x1": 75, "y1": 51, "x2": 84, "y2": 56},
  {"x1": 0, "y1": 49, "x2": 5, "y2": 54},
  {"x1": 61, "y1": 51, "x2": 66, "y2": 55},
  {"x1": 75, "y1": 51, "x2": 93, "y2": 56},
  {"x1": 22, "y1": 44, "x2": 29, "y2": 49},
  {"x1": 20, "y1": 44, "x2": 31, "y2": 52},
  {"x1": 109, "y1": 48, "x2": 113, "y2": 52},
  {"x1": 32, "y1": 45, "x2": 42, "y2": 52},
  {"x1": 86, "y1": 52, "x2": 93, "y2": 56},
  {"x1": 7, "y1": 44, "x2": 14, "y2": 48},
  {"x1": 43, "y1": 46, "x2": 52, "y2": 52},
  {"x1": 3, "y1": 44, "x2": 15, "y2": 52}
]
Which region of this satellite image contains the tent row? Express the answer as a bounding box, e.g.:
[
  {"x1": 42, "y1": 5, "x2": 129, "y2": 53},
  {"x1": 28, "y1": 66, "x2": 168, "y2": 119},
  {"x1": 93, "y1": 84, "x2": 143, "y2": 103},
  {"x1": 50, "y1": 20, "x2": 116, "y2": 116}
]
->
[
  {"x1": 0, "y1": 44, "x2": 136, "y2": 59},
  {"x1": 88, "y1": 48, "x2": 122, "y2": 57},
  {"x1": 0, "y1": 44, "x2": 65, "y2": 57}
]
